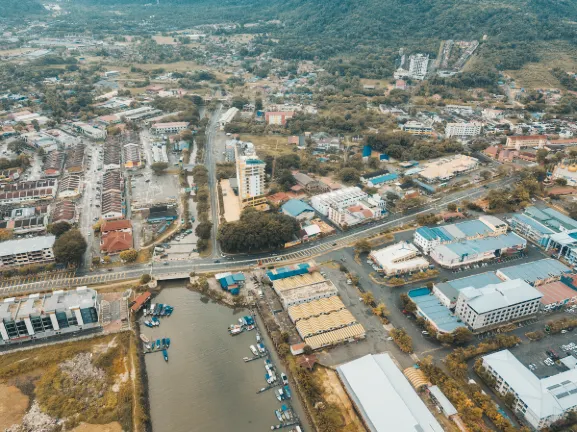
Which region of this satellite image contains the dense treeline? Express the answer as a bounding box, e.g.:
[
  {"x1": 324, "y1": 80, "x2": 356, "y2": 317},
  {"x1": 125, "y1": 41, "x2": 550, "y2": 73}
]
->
[
  {"x1": 0, "y1": 0, "x2": 45, "y2": 18},
  {"x1": 365, "y1": 133, "x2": 463, "y2": 161},
  {"x1": 217, "y1": 208, "x2": 300, "y2": 253}
]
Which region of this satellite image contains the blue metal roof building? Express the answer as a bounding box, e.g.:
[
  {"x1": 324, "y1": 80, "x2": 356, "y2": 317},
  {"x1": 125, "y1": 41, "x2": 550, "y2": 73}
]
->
[
  {"x1": 409, "y1": 288, "x2": 465, "y2": 334},
  {"x1": 367, "y1": 173, "x2": 398, "y2": 186},
  {"x1": 266, "y1": 263, "x2": 311, "y2": 281},
  {"x1": 281, "y1": 199, "x2": 315, "y2": 218},
  {"x1": 496, "y1": 259, "x2": 571, "y2": 286},
  {"x1": 510, "y1": 213, "x2": 555, "y2": 246},
  {"x1": 362, "y1": 145, "x2": 372, "y2": 157}
]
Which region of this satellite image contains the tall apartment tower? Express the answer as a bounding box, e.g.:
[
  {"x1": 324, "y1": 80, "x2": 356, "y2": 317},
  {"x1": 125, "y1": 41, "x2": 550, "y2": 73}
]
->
[
  {"x1": 409, "y1": 54, "x2": 429, "y2": 80},
  {"x1": 235, "y1": 144, "x2": 268, "y2": 210}
]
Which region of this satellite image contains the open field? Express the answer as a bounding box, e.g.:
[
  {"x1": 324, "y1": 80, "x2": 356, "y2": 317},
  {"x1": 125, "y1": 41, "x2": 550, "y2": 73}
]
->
[
  {"x1": 237, "y1": 134, "x2": 299, "y2": 157},
  {"x1": 503, "y1": 41, "x2": 577, "y2": 89},
  {"x1": 0, "y1": 48, "x2": 36, "y2": 56},
  {"x1": 0, "y1": 333, "x2": 136, "y2": 431},
  {"x1": 152, "y1": 35, "x2": 178, "y2": 45}
]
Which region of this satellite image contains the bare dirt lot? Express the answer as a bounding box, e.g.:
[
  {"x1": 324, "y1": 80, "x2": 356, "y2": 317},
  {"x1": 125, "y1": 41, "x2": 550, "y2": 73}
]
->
[
  {"x1": 0, "y1": 384, "x2": 29, "y2": 430},
  {"x1": 71, "y1": 422, "x2": 123, "y2": 432}
]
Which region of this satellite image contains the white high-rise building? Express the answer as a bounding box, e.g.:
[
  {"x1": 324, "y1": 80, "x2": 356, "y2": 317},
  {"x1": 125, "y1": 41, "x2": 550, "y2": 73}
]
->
[
  {"x1": 445, "y1": 122, "x2": 483, "y2": 138},
  {"x1": 235, "y1": 144, "x2": 267, "y2": 210},
  {"x1": 408, "y1": 54, "x2": 429, "y2": 80}
]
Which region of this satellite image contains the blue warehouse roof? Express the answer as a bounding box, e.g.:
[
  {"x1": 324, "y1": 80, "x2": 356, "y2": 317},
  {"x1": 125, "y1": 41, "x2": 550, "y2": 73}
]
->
[
  {"x1": 281, "y1": 199, "x2": 314, "y2": 217},
  {"x1": 512, "y1": 214, "x2": 555, "y2": 235},
  {"x1": 368, "y1": 173, "x2": 398, "y2": 185},
  {"x1": 498, "y1": 258, "x2": 571, "y2": 285},
  {"x1": 362, "y1": 145, "x2": 372, "y2": 157},
  {"x1": 408, "y1": 288, "x2": 465, "y2": 333}
]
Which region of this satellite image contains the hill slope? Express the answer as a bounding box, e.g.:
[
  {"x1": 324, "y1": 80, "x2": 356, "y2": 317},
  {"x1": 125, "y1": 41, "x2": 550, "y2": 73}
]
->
[{"x1": 0, "y1": 0, "x2": 46, "y2": 18}]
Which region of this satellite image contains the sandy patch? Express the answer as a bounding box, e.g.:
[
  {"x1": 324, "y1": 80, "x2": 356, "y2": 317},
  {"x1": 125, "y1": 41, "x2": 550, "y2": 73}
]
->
[
  {"x1": 70, "y1": 422, "x2": 123, "y2": 432},
  {"x1": 317, "y1": 367, "x2": 364, "y2": 431},
  {"x1": 0, "y1": 384, "x2": 29, "y2": 430}
]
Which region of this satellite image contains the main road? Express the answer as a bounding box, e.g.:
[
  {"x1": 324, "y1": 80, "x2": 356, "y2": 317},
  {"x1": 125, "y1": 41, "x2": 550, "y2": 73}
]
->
[
  {"x1": 204, "y1": 104, "x2": 223, "y2": 258},
  {"x1": 2, "y1": 175, "x2": 516, "y2": 296}
]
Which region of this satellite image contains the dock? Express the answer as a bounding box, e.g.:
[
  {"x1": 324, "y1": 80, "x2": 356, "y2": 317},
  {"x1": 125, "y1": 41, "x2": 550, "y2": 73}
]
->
[
  {"x1": 270, "y1": 420, "x2": 300, "y2": 429},
  {"x1": 243, "y1": 354, "x2": 267, "y2": 362},
  {"x1": 256, "y1": 382, "x2": 281, "y2": 393}
]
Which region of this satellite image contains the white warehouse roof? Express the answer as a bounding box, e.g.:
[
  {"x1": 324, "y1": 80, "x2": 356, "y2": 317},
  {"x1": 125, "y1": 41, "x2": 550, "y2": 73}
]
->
[
  {"x1": 337, "y1": 353, "x2": 444, "y2": 432},
  {"x1": 370, "y1": 242, "x2": 429, "y2": 274},
  {"x1": 459, "y1": 278, "x2": 543, "y2": 314}
]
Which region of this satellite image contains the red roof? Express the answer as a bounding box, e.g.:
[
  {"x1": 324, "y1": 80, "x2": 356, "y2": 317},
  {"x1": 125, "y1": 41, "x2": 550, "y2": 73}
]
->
[
  {"x1": 509, "y1": 135, "x2": 547, "y2": 141},
  {"x1": 101, "y1": 231, "x2": 133, "y2": 253},
  {"x1": 101, "y1": 219, "x2": 132, "y2": 233},
  {"x1": 131, "y1": 292, "x2": 151, "y2": 313}
]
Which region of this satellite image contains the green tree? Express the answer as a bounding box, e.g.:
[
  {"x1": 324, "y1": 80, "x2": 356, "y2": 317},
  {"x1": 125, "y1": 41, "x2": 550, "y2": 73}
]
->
[
  {"x1": 53, "y1": 229, "x2": 87, "y2": 265},
  {"x1": 447, "y1": 203, "x2": 457, "y2": 212},
  {"x1": 354, "y1": 239, "x2": 371, "y2": 254},
  {"x1": 48, "y1": 221, "x2": 72, "y2": 237},
  {"x1": 151, "y1": 161, "x2": 169, "y2": 174},
  {"x1": 480, "y1": 170, "x2": 492, "y2": 181},
  {"x1": 452, "y1": 327, "x2": 473, "y2": 345},
  {"x1": 361, "y1": 291, "x2": 375, "y2": 306},
  {"x1": 140, "y1": 274, "x2": 151, "y2": 284},
  {"x1": 555, "y1": 178, "x2": 568, "y2": 186},
  {"x1": 338, "y1": 167, "x2": 360, "y2": 184},
  {"x1": 119, "y1": 249, "x2": 138, "y2": 262},
  {"x1": 195, "y1": 221, "x2": 212, "y2": 240}
]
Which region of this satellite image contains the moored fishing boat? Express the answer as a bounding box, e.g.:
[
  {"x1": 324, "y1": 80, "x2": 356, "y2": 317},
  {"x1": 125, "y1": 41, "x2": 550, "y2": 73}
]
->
[
  {"x1": 163, "y1": 349, "x2": 168, "y2": 361},
  {"x1": 249, "y1": 345, "x2": 259, "y2": 356},
  {"x1": 165, "y1": 338, "x2": 171, "y2": 348},
  {"x1": 140, "y1": 334, "x2": 150, "y2": 343}
]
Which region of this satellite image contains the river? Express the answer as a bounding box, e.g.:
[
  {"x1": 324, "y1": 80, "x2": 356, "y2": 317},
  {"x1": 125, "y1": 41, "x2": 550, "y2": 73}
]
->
[{"x1": 144, "y1": 285, "x2": 310, "y2": 432}]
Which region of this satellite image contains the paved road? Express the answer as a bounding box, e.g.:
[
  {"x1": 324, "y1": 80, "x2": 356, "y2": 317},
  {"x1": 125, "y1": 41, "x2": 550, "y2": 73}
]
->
[{"x1": 204, "y1": 104, "x2": 223, "y2": 258}]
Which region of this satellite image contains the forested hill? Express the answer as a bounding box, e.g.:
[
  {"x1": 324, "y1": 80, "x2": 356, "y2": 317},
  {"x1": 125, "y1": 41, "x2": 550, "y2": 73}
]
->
[{"x1": 0, "y1": 0, "x2": 46, "y2": 18}]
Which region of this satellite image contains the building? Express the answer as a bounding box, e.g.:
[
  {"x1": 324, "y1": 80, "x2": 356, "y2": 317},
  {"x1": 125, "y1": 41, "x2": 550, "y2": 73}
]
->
[
  {"x1": 292, "y1": 172, "x2": 330, "y2": 193},
  {"x1": 455, "y1": 279, "x2": 542, "y2": 331},
  {"x1": 0, "y1": 179, "x2": 57, "y2": 205},
  {"x1": 218, "y1": 107, "x2": 239, "y2": 129},
  {"x1": 64, "y1": 144, "x2": 85, "y2": 173},
  {"x1": 0, "y1": 287, "x2": 100, "y2": 345},
  {"x1": 123, "y1": 143, "x2": 142, "y2": 169},
  {"x1": 414, "y1": 215, "x2": 508, "y2": 254},
  {"x1": 72, "y1": 122, "x2": 107, "y2": 140},
  {"x1": 265, "y1": 111, "x2": 294, "y2": 126},
  {"x1": 101, "y1": 170, "x2": 124, "y2": 220},
  {"x1": 43, "y1": 151, "x2": 65, "y2": 177},
  {"x1": 408, "y1": 288, "x2": 466, "y2": 334},
  {"x1": 419, "y1": 155, "x2": 479, "y2": 183},
  {"x1": 400, "y1": 120, "x2": 434, "y2": 136},
  {"x1": 337, "y1": 353, "x2": 443, "y2": 432},
  {"x1": 296, "y1": 309, "x2": 357, "y2": 339},
  {"x1": 505, "y1": 135, "x2": 547, "y2": 150},
  {"x1": 496, "y1": 258, "x2": 571, "y2": 286},
  {"x1": 545, "y1": 230, "x2": 577, "y2": 264},
  {"x1": 281, "y1": 199, "x2": 315, "y2": 221},
  {"x1": 235, "y1": 144, "x2": 268, "y2": 211},
  {"x1": 305, "y1": 324, "x2": 366, "y2": 351},
  {"x1": 536, "y1": 280, "x2": 577, "y2": 311},
  {"x1": 147, "y1": 205, "x2": 178, "y2": 223},
  {"x1": 444, "y1": 122, "x2": 482, "y2": 138},
  {"x1": 0, "y1": 214, "x2": 48, "y2": 235},
  {"x1": 151, "y1": 122, "x2": 189, "y2": 135},
  {"x1": 0, "y1": 235, "x2": 55, "y2": 269},
  {"x1": 482, "y1": 349, "x2": 577, "y2": 430},
  {"x1": 287, "y1": 296, "x2": 345, "y2": 322},
  {"x1": 50, "y1": 200, "x2": 77, "y2": 224},
  {"x1": 103, "y1": 141, "x2": 121, "y2": 170},
  {"x1": 552, "y1": 163, "x2": 577, "y2": 186},
  {"x1": 101, "y1": 232, "x2": 133, "y2": 254},
  {"x1": 311, "y1": 187, "x2": 385, "y2": 228},
  {"x1": 365, "y1": 173, "x2": 398, "y2": 188},
  {"x1": 408, "y1": 54, "x2": 429, "y2": 80},
  {"x1": 429, "y1": 232, "x2": 527, "y2": 269},
  {"x1": 271, "y1": 271, "x2": 338, "y2": 308},
  {"x1": 433, "y1": 272, "x2": 503, "y2": 308},
  {"x1": 510, "y1": 213, "x2": 556, "y2": 247},
  {"x1": 57, "y1": 174, "x2": 82, "y2": 199},
  {"x1": 369, "y1": 242, "x2": 429, "y2": 276}
]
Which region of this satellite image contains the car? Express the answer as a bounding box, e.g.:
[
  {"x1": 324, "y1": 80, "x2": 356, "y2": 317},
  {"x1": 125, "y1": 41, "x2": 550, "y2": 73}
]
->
[
  {"x1": 562, "y1": 330, "x2": 569, "y2": 334},
  {"x1": 275, "y1": 257, "x2": 281, "y2": 261},
  {"x1": 163, "y1": 262, "x2": 169, "y2": 266},
  {"x1": 145, "y1": 179, "x2": 150, "y2": 183},
  {"x1": 214, "y1": 260, "x2": 221, "y2": 263},
  {"x1": 422, "y1": 331, "x2": 430, "y2": 335},
  {"x1": 332, "y1": 242, "x2": 337, "y2": 246},
  {"x1": 386, "y1": 337, "x2": 393, "y2": 341},
  {"x1": 107, "y1": 268, "x2": 113, "y2": 272}
]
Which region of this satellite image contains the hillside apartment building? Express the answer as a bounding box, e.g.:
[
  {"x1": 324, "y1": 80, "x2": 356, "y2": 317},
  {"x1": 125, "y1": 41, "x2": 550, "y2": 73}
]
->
[{"x1": 235, "y1": 143, "x2": 268, "y2": 211}]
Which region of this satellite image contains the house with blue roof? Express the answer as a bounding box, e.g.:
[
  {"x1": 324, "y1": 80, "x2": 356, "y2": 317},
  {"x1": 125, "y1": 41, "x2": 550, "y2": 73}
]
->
[
  {"x1": 281, "y1": 199, "x2": 315, "y2": 221},
  {"x1": 215, "y1": 272, "x2": 246, "y2": 295},
  {"x1": 366, "y1": 173, "x2": 398, "y2": 188}
]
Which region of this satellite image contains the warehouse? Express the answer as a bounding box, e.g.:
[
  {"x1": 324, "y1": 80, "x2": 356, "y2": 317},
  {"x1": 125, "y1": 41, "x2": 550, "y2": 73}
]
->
[
  {"x1": 288, "y1": 296, "x2": 345, "y2": 322},
  {"x1": 305, "y1": 324, "x2": 365, "y2": 351},
  {"x1": 408, "y1": 288, "x2": 466, "y2": 334},
  {"x1": 369, "y1": 242, "x2": 429, "y2": 276},
  {"x1": 419, "y1": 154, "x2": 478, "y2": 183},
  {"x1": 266, "y1": 262, "x2": 313, "y2": 281},
  {"x1": 295, "y1": 309, "x2": 357, "y2": 339},
  {"x1": 336, "y1": 353, "x2": 443, "y2": 432},
  {"x1": 496, "y1": 258, "x2": 571, "y2": 286},
  {"x1": 429, "y1": 232, "x2": 526, "y2": 269},
  {"x1": 273, "y1": 275, "x2": 338, "y2": 309}
]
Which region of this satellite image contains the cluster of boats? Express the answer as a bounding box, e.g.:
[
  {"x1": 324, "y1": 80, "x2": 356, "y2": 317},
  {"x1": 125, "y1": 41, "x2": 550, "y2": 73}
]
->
[
  {"x1": 265, "y1": 359, "x2": 277, "y2": 384},
  {"x1": 247, "y1": 343, "x2": 266, "y2": 357},
  {"x1": 143, "y1": 303, "x2": 174, "y2": 328},
  {"x1": 274, "y1": 404, "x2": 294, "y2": 423},
  {"x1": 275, "y1": 385, "x2": 291, "y2": 401},
  {"x1": 140, "y1": 334, "x2": 170, "y2": 362},
  {"x1": 228, "y1": 315, "x2": 256, "y2": 336}
]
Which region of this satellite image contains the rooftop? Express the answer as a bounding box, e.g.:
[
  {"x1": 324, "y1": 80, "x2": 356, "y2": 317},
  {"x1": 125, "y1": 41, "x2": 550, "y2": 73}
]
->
[
  {"x1": 460, "y1": 279, "x2": 543, "y2": 314},
  {"x1": 337, "y1": 353, "x2": 444, "y2": 432},
  {"x1": 535, "y1": 280, "x2": 577, "y2": 305},
  {"x1": 435, "y1": 272, "x2": 502, "y2": 304},
  {"x1": 0, "y1": 235, "x2": 55, "y2": 257},
  {"x1": 434, "y1": 232, "x2": 526, "y2": 262},
  {"x1": 409, "y1": 288, "x2": 465, "y2": 333},
  {"x1": 483, "y1": 349, "x2": 577, "y2": 421},
  {"x1": 281, "y1": 199, "x2": 314, "y2": 217},
  {"x1": 497, "y1": 259, "x2": 571, "y2": 285}
]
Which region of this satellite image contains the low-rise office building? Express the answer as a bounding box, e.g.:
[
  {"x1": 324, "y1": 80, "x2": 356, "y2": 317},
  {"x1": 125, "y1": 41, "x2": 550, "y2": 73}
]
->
[
  {"x1": 369, "y1": 242, "x2": 429, "y2": 276},
  {"x1": 414, "y1": 216, "x2": 508, "y2": 254},
  {"x1": 0, "y1": 287, "x2": 100, "y2": 345},
  {"x1": 505, "y1": 135, "x2": 547, "y2": 150},
  {"x1": 151, "y1": 122, "x2": 189, "y2": 135},
  {"x1": 57, "y1": 174, "x2": 82, "y2": 199},
  {"x1": 400, "y1": 120, "x2": 434, "y2": 136},
  {"x1": 482, "y1": 349, "x2": 577, "y2": 430},
  {"x1": 123, "y1": 143, "x2": 142, "y2": 169},
  {"x1": 0, "y1": 235, "x2": 55, "y2": 269},
  {"x1": 72, "y1": 122, "x2": 107, "y2": 140},
  {"x1": 429, "y1": 232, "x2": 526, "y2": 269},
  {"x1": 510, "y1": 206, "x2": 577, "y2": 247},
  {"x1": 444, "y1": 122, "x2": 482, "y2": 138},
  {"x1": 455, "y1": 279, "x2": 542, "y2": 331},
  {"x1": 311, "y1": 187, "x2": 385, "y2": 228}
]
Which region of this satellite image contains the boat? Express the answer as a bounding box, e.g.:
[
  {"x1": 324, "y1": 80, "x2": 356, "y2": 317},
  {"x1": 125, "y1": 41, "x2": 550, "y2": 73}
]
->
[
  {"x1": 257, "y1": 343, "x2": 266, "y2": 353},
  {"x1": 154, "y1": 304, "x2": 163, "y2": 316},
  {"x1": 140, "y1": 334, "x2": 150, "y2": 343},
  {"x1": 275, "y1": 410, "x2": 283, "y2": 422},
  {"x1": 281, "y1": 372, "x2": 288, "y2": 385},
  {"x1": 277, "y1": 388, "x2": 285, "y2": 401},
  {"x1": 161, "y1": 338, "x2": 166, "y2": 347},
  {"x1": 245, "y1": 325, "x2": 255, "y2": 331},
  {"x1": 243, "y1": 357, "x2": 251, "y2": 362},
  {"x1": 265, "y1": 359, "x2": 272, "y2": 366},
  {"x1": 162, "y1": 349, "x2": 168, "y2": 362},
  {"x1": 283, "y1": 385, "x2": 291, "y2": 399},
  {"x1": 152, "y1": 316, "x2": 160, "y2": 326},
  {"x1": 156, "y1": 339, "x2": 161, "y2": 349},
  {"x1": 256, "y1": 332, "x2": 261, "y2": 342},
  {"x1": 249, "y1": 345, "x2": 259, "y2": 356},
  {"x1": 281, "y1": 405, "x2": 291, "y2": 421},
  {"x1": 144, "y1": 320, "x2": 153, "y2": 328},
  {"x1": 165, "y1": 338, "x2": 171, "y2": 348},
  {"x1": 265, "y1": 373, "x2": 271, "y2": 383},
  {"x1": 229, "y1": 325, "x2": 243, "y2": 336},
  {"x1": 149, "y1": 304, "x2": 156, "y2": 314},
  {"x1": 165, "y1": 306, "x2": 174, "y2": 316},
  {"x1": 238, "y1": 318, "x2": 245, "y2": 325}
]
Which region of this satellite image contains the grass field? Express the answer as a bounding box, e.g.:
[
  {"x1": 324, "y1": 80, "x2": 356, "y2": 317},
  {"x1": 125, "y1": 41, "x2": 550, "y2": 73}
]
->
[
  {"x1": 503, "y1": 41, "x2": 577, "y2": 89},
  {"x1": 237, "y1": 134, "x2": 299, "y2": 157}
]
